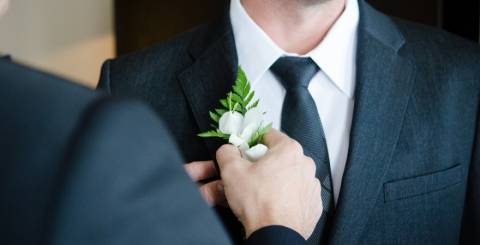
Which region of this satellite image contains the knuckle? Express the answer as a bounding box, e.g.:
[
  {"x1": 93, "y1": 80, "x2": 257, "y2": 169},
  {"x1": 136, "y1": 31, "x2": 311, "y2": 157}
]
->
[
  {"x1": 215, "y1": 144, "x2": 231, "y2": 160},
  {"x1": 215, "y1": 145, "x2": 229, "y2": 159},
  {"x1": 315, "y1": 178, "x2": 321, "y2": 189},
  {"x1": 304, "y1": 157, "x2": 316, "y2": 173},
  {"x1": 288, "y1": 139, "x2": 303, "y2": 153},
  {"x1": 315, "y1": 180, "x2": 323, "y2": 206}
]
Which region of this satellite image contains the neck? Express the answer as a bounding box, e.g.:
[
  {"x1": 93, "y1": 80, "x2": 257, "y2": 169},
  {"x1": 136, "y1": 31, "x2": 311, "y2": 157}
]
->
[{"x1": 241, "y1": 0, "x2": 346, "y2": 54}]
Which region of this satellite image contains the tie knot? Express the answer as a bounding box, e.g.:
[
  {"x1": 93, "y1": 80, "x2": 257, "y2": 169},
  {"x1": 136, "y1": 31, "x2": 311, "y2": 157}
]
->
[{"x1": 270, "y1": 57, "x2": 319, "y2": 90}]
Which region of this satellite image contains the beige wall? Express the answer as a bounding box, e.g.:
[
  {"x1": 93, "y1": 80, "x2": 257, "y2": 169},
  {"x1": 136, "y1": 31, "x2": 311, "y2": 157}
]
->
[{"x1": 0, "y1": 0, "x2": 114, "y2": 88}]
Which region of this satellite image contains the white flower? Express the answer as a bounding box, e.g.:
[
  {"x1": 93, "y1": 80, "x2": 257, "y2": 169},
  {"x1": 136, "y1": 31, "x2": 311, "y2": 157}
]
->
[
  {"x1": 219, "y1": 109, "x2": 269, "y2": 161},
  {"x1": 228, "y1": 134, "x2": 249, "y2": 151},
  {"x1": 219, "y1": 111, "x2": 243, "y2": 135},
  {"x1": 244, "y1": 144, "x2": 268, "y2": 161}
]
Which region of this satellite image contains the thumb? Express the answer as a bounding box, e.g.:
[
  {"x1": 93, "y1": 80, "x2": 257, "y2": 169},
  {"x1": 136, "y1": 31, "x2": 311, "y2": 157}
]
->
[
  {"x1": 216, "y1": 144, "x2": 245, "y2": 173},
  {"x1": 262, "y1": 129, "x2": 289, "y2": 148}
]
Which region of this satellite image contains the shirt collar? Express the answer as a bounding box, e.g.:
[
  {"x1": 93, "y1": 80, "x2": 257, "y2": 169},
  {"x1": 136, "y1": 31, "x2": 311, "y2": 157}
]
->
[
  {"x1": 230, "y1": 0, "x2": 359, "y2": 98},
  {"x1": 229, "y1": 0, "x2": 283, "y2": 85}
]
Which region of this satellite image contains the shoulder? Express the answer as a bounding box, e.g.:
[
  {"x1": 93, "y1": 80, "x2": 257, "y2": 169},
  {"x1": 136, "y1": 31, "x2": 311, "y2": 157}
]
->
[
  {"x1": 393, "y1": 18, "x2": 480, "y2": 76},
  {"x1": 389, "y1": 18, "x2": 480, "y2": 97},
  {"x1": 99, "y1": 23, "x2": 215, "y2": 95},
  {"x1": 1, "y1": 60, "x2": 101, "y2": 106},
  {"x1": 105, "y1": 24, "x2": 210, "y2": 79}
]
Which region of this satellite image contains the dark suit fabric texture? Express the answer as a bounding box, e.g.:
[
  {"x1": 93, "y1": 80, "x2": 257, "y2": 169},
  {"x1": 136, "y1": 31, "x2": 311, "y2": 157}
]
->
[
  {"x1": 97, "y1": 1, "x2": 480, "y2": 244},
  {"x1": 0, "y1": 60, "x2": 231, "y2": 245}
]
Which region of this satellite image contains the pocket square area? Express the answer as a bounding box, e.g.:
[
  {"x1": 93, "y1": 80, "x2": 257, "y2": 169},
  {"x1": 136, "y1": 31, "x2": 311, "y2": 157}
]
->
[{"x1": 383, "y1": 164, "x2": 464, "y2": 202}]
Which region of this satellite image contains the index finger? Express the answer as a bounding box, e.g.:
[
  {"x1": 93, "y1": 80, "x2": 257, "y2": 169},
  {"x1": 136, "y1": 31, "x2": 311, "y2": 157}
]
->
[
  {"x1": 184, "y1": 161, "x2": 217, "y2": 182},
  {"x1": 262, "y1": 129, "x2": 289, "y2": 148}
]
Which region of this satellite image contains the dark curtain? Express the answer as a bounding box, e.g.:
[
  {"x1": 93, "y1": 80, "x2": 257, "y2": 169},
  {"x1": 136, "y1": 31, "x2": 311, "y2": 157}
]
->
[{"x1": 114, "y1": 0, "x2": 226, "y2": 55}]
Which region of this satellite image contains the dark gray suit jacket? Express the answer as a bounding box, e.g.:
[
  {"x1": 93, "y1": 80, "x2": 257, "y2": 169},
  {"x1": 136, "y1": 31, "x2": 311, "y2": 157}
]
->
[
  {"x1": 0, "y1": 59, "x2": 303, "y2": 245},
  {"x1": 98, "y1": 1, "x2": 480, "y2": 244},
  {"x1": 0, "y1": 59, "x2": 231, "y2": 245}
]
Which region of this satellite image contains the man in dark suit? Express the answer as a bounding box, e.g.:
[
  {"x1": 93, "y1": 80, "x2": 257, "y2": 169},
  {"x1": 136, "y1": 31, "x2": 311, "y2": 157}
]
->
[
  {"x1": 0, "y1": 54, "x2": 324, "y2": 244},
  {"x1": 98, "y1": 0, "x2": 480, "y2": 244},
  {"x1": 0, "y1": 58, "x2": 228, "y2": 245}
]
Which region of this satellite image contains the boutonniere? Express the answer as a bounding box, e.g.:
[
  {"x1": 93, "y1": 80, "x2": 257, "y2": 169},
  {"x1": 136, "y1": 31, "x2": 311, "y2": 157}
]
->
[{"x1": 199, "y1": 66, "x2": 272, "y2": 161}]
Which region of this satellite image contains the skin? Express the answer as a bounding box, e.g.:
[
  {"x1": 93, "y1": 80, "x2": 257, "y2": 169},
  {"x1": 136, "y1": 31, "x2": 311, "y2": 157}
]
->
[
  {"x1": 186, "y1": 130, "x2": 322, "y2": 239},
  {"x1": 241, "y1": 0, "x2": 345, "y2": 54},
  {"x1": 218, "y1": 130, "x2": 322, "y2": 239}
]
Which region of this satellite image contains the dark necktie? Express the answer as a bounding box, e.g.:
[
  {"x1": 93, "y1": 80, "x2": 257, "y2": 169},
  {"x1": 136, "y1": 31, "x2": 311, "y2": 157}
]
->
[{"x1": 271, "y1": 57, "x2": 334, "y2": 245}]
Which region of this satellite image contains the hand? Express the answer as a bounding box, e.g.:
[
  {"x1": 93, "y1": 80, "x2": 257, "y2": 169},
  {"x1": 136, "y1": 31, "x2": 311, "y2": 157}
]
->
[
  {"x1": 184, "y1": 160, "x2": 227, "y2": 207},
  {"x1": 217, "y1": 129, "x2": 322, "y2": 239}
]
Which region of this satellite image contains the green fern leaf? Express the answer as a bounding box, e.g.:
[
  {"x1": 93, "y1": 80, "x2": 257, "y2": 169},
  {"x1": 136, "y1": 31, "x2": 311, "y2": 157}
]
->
[
  {"x1": 215, "y1": 108, "x2": 227, "y2": 116},
  {"x1": 209, "y1": 111, "x2": 220, "y2": 123},
  {"x1": 245, "y1": 91, "x2": 255, "y2": 107},
  {"x1": 220, "y1": 99, "x2": 229, "y2": 109},
  {"x1": 248, "y1": 99, "x2": 260, "y2": 110}
]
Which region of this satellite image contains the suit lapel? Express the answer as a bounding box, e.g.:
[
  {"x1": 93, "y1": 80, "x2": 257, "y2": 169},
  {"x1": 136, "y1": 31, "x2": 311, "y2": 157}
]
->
[
  {"x1": 178, "y1": 4, "x2": 417, "y2": 243},
  {"x1": 178, "y1": 14, "x2": 239, "y2": 157},
  {"x1": 329, "y1": 2, "x2": 417, "y2": 244}
]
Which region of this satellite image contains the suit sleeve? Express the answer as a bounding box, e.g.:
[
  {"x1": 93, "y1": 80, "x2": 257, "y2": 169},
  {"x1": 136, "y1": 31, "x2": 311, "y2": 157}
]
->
[
  {"x1": 245, "y1": 226, "x2": 306, "y2": 245},
  {"x1": 97, "y1": 59, "x2": 112, "y2": 93},
  {"x1": 460, "y1": 104, "x2": 480, "y2": 243},
  {"x1": 50, "y1": 99, "x2": 231, "y2": 245}
]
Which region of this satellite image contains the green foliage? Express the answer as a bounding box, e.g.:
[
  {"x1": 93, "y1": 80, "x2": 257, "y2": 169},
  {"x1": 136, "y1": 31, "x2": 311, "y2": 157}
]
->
[
  {"x1": 247, "y1": 99, "x2": 260, "y2": 110},
  {"x1": 220, "y1": 99, "x2": 228, "y2": 109},
  {"x1": 209, "y1": 111, "x2": 220, "y2": 123},
  {"x1": 248, "y1": 123, "x2": 272, "y2": 147},
  {"x1": 212, "y1": 66, "x2": 257, "y2": 114},
  {"x1": 231, "y1": 67, "x2": 255, "y2": 114},
  {"x1": 215, "y1": 108, "x2": 227, "y2": 115},
  {"x1": 198, "y1": 130, "x2": 230, "y2": 140},
  {"x1": 198, "y1": 66, "x2": 270, "y2": 144}
]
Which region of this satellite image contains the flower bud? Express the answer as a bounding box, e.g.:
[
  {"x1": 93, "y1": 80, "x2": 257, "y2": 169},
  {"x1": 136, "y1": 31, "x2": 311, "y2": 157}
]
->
[
  {"x1": 219, "y1": 111, "x2": 243, "y2": 135},
  {"x1": 244, "y1": 144, "x2": 268, "y2": 161}
]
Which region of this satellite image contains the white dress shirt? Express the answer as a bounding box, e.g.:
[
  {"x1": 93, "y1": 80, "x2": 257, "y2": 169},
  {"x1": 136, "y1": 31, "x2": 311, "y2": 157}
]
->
[{"x1": 230, "y1": 0, "x2": 359, "y2": 203}]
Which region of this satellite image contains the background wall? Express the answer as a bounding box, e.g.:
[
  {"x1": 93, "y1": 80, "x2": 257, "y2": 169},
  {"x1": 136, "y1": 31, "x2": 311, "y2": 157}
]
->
[
  {"x1": 368, "y1": 0, "x2": 479, "y2": 42},
  {"x1": 0, "y1": 0, "x2": 477, "y2": 88},
  {"x1": 115, "y1": 0, "x2": 225, "y2": 55},
  {"x1": 0, "y1": 0, "x2": 114, "y2": 88},
  {"x1": 115, "y1": 0, "x2": 479, "y2": 55}
]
